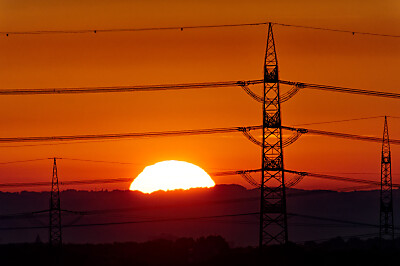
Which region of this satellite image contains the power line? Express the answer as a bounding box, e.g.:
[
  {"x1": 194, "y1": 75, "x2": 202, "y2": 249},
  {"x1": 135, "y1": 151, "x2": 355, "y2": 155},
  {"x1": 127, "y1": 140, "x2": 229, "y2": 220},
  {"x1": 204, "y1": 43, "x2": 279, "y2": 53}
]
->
[
  {"x1": 63, "y1": 197, "x2": 260, "y2": 217},
  {"x1": 0, "y1": 187, "x2": 385, "y2": 221},
  {"x1": 0, "y1": 209, "x2": 394, "y2": 235},
  {"x1": 0, "y1": 125, "x2": 262, "y2": 143},
  {"x1": 335, "y1": 185, "x2": 378, "y2": 192},
  {"x1": 0, "y1": 22, "x2": 268, "y2": 36},
  {"x1": 295, "y1": 233, "x2": 380, "y2": 244},
  {"x1": 0, "y1": 194, "x2": 282, "y2": 220},
  {"x1": 0, "y1": 211, "x2": 260, "y2": 231},
  {"x1": 0, "y1": 124, "x2": 398, "y2": 146},
  {"x1": 288, "y1": 170, "x2": 400, "y2": 188},
  {"x1": 280, "y1": 80, "x2": 400, "y2": 99},
  {"x1": 0, "y1": 209, "x2": 49, "y2": 220},
  {"x1": 288, "y1": 213, "x2": 380, "y2": 228},
  {"x1": 0, "y1": 157, "x2": 239, "y2": 168},
  {"x1": 305, "y1": 128, "x2": 400, "y2": 145},
  {"x1": 0, "y1": 168, "x2": 261, "y2": 188},
  {"x1": 302, "y1": 171, "x2": 400, "y2": 176},
  {"x1": 0, "y1": 80, "x2": 263, "y2": 95},
  {"x1": 59, "y1": 157, "x2": 137, "y2": 165},
  {"x1": 0, "y1": 80, "x2": 398, "y2": 102},
  {"x1": 274, "y1": 22, "x2": 400, "y2": 38},
  {"x1": 0, "y1": 177, "x2": 128, "y2": 188},
  {"x1": 0, "y1": 187, "x2": 376, "y2": 223},
  {"x1": 1, "y1": 21, "x2": 398, "y2": 38},
  {"x1": 0, "y1": 139, "x2": 135, "y2": 148},
  {"x1": 0, "y1": 158, "x2": 49, "y2": 165},
  {"x1": 291, "y1": 116, "x2": 385, "y2": 126},
  {"x1": 0, "y1": 195, "x2": 258, "y2": 220},
  {"x1": 284, "y1": 126, "x2": 400, "y2": 145},
  {"x1": 0, "y1": 168, "x2": 389, "y2": 189},
  {"x1": 0, "y1": 191, "x2": 356, "y2": 221},
  {"x1": 290, "y1": 223, "x2": 373, "y2": 228},
  {"x1": 62, "y1": 188, "x2": 383, "y2": 218}
]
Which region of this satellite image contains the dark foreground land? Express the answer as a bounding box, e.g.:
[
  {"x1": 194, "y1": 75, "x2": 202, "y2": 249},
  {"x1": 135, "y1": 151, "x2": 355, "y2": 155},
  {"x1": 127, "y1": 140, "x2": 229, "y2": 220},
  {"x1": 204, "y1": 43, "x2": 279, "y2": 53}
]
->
[{"x1": 1, "y1": 235, "x2": 399, "y2": 266}]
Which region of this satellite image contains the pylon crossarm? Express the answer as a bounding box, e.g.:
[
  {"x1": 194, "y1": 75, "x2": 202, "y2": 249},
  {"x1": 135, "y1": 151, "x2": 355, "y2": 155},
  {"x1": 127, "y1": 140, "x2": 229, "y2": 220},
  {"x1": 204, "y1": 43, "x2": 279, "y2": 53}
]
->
[
  {"x1": 241, "y1": 127, "x2": 304, "y2": 148},
  {"x1": 240, "y1": 84, "x2": 300, "y2": 103}
]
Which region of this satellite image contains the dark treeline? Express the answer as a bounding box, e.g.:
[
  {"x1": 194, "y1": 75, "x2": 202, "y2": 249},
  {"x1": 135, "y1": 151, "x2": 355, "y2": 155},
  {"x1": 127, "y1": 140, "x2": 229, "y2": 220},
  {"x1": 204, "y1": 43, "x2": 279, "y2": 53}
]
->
[{"x1": 1, "y1": 235, "x2": 399, "y2": 266}]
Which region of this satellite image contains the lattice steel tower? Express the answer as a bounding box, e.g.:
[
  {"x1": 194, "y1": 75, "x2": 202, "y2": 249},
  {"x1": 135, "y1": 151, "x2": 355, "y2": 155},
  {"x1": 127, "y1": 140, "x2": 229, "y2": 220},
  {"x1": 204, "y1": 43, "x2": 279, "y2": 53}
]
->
[
  {"x1": 379, "y1": 116, "x2": 394, "y2": 241},
  {"x1": 49, "y1": 157, "x2": 62, "y2": 248},
  {"x1": 259, "y1": 23, "x2": 288, "y2": 247}
]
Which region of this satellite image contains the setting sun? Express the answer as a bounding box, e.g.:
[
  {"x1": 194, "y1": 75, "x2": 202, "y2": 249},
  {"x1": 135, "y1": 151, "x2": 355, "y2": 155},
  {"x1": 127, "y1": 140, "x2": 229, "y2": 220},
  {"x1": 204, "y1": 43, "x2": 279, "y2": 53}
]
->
[{"x1": 129, "y1": 160, "x2": 215, "y2": 193}]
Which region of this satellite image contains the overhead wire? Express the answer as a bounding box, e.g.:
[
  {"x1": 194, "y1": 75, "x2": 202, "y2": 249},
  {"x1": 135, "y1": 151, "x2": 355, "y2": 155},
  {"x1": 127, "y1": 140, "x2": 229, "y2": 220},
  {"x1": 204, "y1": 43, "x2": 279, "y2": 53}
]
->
[
  {"x1": 288, "y1": 213, "x2": 380, "y2": 228},
  {"x1": 0, "y1": 186, "x2": 389, "y2": 222},
  {"x1": 0, "y1": 139, "x2": 137, "y2": 148},
  {"x1": 280, "y1": 80, "x2": 400, "y2": 99},
  {"x1": 0, "y1": 80, "x2": 399, "y2": 101},
  {"x1": 1, "y1": 21, "x2": 399, "y2": 38},
  {"x1": 304, "y1": 128, "x2": 400, "y2": 145},
  {"x1": 0, "y1": 79, "x2": 263, "y2": 95},
  {"x1": 335, "y1": 185, "x2": 378, "y2": 192},
  {"x1": 287, "y1": 170, "x2": 399, "y2": 188},
  {"x1": 303, "y1": 171, "x2": 400, "y2": 176},
  {"x1": 0, "y1": 168, "x2": 261, "y2": 188},
  {"x1": 289, "y1": 223, "x2": 371, "y2": 228},
  {"x1": 0, "y1": 125, "x2": 263, "y2": 143},
  {"x1": 0, "y1": 22, "x2": 268, "y2": 36},
  {"x1": 273, "y1": 22, "x2": 400, "y2": 38},
  {"x1": 0, "y1": 158, "x2": 50, "y2": 164},
  {"x1": 0, "y1": 209, "x2": 49, "y2": 220},
  {"x1": 62, "y1": 188, "x2": 384, "y2": 218},
  {"x1": 0, "y1": 124, "x2": 398, "y2": 145},
  {"x1": 0, "y1": 168, "x2": 388, "y2": 190},
  {"x1": 295, "y1": 233, "x2": 380, "y2": 244},
  {"x1": 0, "y1": 191, "x2": 357, "y2": 220},
  {"x1": 59, "y1": 157, "x2": 137, "y2": 165},
  {"x1": 62, "y1": 197, "x2": 260, "y2": 217},
  {"x1": 1, "y1": 209, "x2": 394, "y2": 236},
  {"x1": 291, "y1": 116, "x2": 385, "y2": 126},
  {"x1": 283, "y1": 126, "x2": 400, "y2": 145},
  {"x1": 0, "y1": 211, "x2": 260, "y2": 231}
]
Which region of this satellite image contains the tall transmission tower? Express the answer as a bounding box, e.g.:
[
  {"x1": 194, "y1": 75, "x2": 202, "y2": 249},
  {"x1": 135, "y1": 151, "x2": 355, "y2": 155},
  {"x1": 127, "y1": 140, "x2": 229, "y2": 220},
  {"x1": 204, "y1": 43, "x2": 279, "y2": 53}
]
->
[
  {"x1": 259, "y1": 23, "x2": 288, "y2": 247},
  {"x1": 379, "y1": 116, "x2": 394, "y2": 242},
  {"x1": 49, "y1": 158, "x2": 62, "y2": 249}
]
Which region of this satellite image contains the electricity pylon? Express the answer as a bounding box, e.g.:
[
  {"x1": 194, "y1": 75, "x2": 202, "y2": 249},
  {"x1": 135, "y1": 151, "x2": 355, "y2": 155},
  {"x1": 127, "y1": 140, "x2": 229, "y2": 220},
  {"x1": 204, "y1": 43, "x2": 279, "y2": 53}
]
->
[
  {"x1": 259, "y1": 23, "x2": 288, "y2": 248},
  {"x1": 379, "y1": 116, "x2": 394, "y2": 242},
  {"x1": 49, "y1": 157, "x2": 62, "y2": 249}
]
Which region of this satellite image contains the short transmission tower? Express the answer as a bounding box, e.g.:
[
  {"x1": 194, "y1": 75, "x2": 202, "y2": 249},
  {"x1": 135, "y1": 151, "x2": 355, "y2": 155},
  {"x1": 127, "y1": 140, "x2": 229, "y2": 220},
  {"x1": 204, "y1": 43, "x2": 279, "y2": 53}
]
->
[
  {"x1": 259, "y1": 23, "x2": 288, "y2": 247},
  {"x1": 379, "y1": 116, "x2": 394, "y2": 242},
  {"x1": 49, "y1": 157, "x2": 62, "y2": 249}
]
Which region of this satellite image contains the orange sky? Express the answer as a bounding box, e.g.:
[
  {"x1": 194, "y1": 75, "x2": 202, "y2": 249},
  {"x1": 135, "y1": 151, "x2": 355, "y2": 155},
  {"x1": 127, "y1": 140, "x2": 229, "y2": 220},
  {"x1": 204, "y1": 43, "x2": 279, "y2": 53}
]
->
[{"x1": 0, "y1": 0, "x2": 399, "y2": 191}]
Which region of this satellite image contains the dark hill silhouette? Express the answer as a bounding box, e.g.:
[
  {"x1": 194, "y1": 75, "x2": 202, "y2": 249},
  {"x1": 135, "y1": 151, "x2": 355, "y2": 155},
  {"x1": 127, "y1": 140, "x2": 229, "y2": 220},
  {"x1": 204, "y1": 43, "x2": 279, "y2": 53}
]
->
[{"x1": 0, "y1": 184, "x2": 399, "y2": 246}]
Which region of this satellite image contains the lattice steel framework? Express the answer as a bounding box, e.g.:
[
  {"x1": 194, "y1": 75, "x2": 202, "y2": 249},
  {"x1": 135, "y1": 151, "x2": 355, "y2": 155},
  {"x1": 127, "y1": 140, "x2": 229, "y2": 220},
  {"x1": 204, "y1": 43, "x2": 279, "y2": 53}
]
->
[
  {"x1": 49, "y1": 157, "x2": 62, "y2": 248},
  {"x1": 379, "y1": 116, "x2": 394, "y2": 241},
  {"x1": 259, "y1": 23, "x2": 288, "y2": 247}
]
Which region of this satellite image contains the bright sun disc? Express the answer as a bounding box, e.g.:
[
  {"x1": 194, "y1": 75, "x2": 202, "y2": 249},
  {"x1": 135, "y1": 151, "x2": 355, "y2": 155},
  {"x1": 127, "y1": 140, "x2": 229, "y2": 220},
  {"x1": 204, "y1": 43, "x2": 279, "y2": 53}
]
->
[{"x1": 130, "y1": 160, "x2": 215, "y2": 193}]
